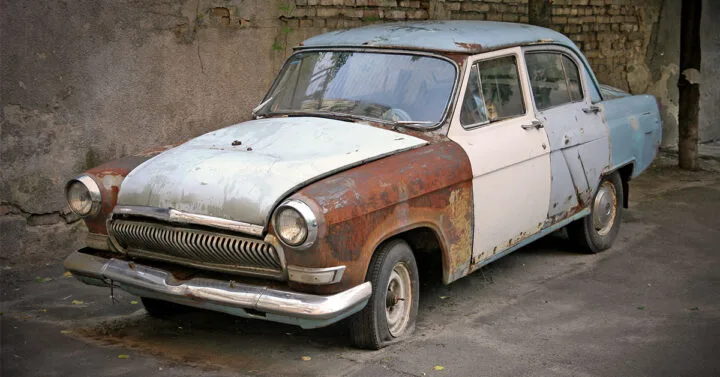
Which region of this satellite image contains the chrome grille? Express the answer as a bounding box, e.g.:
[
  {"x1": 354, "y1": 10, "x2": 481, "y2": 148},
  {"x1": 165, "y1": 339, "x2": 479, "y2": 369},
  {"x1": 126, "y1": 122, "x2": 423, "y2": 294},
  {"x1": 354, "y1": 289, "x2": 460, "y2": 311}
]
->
[{"x1": 109, "y1": 219, "x2": 284, "y2": 278}]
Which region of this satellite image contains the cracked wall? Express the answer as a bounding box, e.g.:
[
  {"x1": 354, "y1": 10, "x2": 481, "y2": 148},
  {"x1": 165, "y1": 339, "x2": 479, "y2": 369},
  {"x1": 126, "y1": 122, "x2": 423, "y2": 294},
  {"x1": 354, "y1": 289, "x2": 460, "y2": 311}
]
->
[
  {"x1": 1, "y1": 0, "x2": 715, "y2": 266},
  {"x1": 0, "y1": 0, "x2": 288, "y2": 265}
]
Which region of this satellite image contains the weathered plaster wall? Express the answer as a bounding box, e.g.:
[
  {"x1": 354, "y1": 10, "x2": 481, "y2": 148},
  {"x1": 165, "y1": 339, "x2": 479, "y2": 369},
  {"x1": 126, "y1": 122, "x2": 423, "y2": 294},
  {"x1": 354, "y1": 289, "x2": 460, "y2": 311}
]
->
[
  {"x1": 0, "y1": 0, "x2": 709, "y2": 266},
  {"x1": 644, "y1": 0, "x2": 680, "y2": 147},
  {"x1": 700, "y1": 0, "x2": 720, "y2": 143},
  {"x1": 0, "y1": 0, "x2": 288, "y2": 264}
]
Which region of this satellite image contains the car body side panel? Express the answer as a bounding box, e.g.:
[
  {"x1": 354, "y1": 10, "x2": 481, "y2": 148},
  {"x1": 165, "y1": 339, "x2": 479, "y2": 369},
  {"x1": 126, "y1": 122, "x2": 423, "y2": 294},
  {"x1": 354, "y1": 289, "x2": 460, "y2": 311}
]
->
[
  {"x1": 547, "y1": 149, "x2": 581, "y2": 221},
  {"x1": 289, "y1": 140, "x2": 474, "y2": 294},
  {"x1": 599, "y1": 95, "x2": 662, "y2": 177}
]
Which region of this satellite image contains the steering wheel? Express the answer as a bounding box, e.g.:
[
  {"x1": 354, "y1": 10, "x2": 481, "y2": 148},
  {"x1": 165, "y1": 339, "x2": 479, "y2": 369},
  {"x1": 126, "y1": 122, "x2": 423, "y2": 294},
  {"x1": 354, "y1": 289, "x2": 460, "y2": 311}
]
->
[{"x1": 382, "y1": 108, "x2": 413, "y2": 122}]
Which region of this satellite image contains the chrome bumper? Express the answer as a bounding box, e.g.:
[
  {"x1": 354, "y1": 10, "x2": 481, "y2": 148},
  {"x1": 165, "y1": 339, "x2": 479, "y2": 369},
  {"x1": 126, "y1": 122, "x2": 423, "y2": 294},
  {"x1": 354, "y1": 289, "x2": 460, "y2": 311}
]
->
[{"x1": 64, "y1": 250, "x2": 371, "y2": 329}]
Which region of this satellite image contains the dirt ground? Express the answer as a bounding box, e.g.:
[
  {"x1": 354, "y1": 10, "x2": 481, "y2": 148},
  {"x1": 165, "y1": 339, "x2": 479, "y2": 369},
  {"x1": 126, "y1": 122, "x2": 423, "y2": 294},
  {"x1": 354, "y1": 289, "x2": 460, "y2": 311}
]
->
[{"x1": 2, "y1": 153, "x2": 719, "y2": 377}]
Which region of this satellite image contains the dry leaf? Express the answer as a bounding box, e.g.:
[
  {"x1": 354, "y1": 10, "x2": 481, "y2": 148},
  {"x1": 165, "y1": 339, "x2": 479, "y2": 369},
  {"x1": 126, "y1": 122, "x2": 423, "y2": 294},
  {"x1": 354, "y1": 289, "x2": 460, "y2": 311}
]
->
[
  {"x1": 71, "y1": 300, "x2": 84, "y2": 305},
  {"x1": 433, "y1": 365, "x2": 445, "y2": 371},
  {"x1": 39, "y1": 309, "x2": 47, "y2": 312},
  {"x1": 130, "y1": 301, "x2": 138, "y2": 305},
  {"x1": 301, "y1": 356, "x2": 311, "y2": 361},
  {"x1": 63, "y1": 271, "x2": 73, "y2": 278},
  {"x1": 60, "y1": 330, "x2": 72, "y2": 334},
  {"x1": 118, "y1": 354, "x2": 130, "y2": 359}
]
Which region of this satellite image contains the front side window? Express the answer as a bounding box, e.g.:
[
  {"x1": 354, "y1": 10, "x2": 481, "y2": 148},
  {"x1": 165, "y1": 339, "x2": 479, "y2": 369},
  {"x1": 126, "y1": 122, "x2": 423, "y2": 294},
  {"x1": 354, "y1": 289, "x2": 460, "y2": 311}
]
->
[
  {"x1": 257, "y1": 51, "x2": 456, "y2": 126},
  {"x1": 460, "y1": 55, "x2": 525, "y2": 128},
  {"x1": 526, "y1": 52, "x2": 584, "y2": 110}
]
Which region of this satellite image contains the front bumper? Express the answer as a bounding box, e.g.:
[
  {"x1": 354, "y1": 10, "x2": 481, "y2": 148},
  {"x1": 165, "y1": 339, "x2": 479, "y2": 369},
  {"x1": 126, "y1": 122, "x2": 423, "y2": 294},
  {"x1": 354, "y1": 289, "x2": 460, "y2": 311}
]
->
[{"x1": 64, "y1": 250, "x2": 371, "y2": 329}]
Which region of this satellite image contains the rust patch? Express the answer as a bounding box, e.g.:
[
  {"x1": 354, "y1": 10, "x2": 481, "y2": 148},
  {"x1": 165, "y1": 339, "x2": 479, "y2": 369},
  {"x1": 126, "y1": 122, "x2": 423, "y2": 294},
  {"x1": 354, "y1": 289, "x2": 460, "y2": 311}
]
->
[
  {"x1": 288, "y1": 140, "x2": 473, "y2": 294},
  {"x1": 81, "y1": 145, "x2": 180, "y2": 235},
  {"x1": 630, "y1": 117, "x2": 640, "y2": 131},
  {"x1": 454, "y1": 41, "x2": 483, "y2": 51}
]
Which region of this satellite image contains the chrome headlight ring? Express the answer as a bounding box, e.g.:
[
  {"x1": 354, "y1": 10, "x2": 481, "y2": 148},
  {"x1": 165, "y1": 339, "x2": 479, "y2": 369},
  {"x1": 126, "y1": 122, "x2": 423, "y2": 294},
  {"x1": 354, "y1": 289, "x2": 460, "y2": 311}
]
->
[
  {"x1": 65, "y1": 174, "x2": 102, "y2": 217},
  {"x1": 272, "y1": 199, "x2": 318, "y2": 250}
]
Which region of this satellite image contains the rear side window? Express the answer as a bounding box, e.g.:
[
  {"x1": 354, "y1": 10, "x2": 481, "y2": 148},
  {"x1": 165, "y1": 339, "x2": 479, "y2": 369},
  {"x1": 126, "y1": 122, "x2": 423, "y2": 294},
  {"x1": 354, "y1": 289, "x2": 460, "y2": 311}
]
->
[
  {"x1": 460, "y1": 55, "x2": 525, "y2": 127},
  {"x1": 526, "y1": 53, "x2": 584, "y2": 110}
]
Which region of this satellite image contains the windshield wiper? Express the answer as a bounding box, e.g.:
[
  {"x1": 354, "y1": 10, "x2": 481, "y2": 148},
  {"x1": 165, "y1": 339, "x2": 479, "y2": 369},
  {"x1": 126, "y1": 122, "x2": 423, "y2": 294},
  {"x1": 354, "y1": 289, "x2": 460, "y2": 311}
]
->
[
  {"x1": 390, "y1": 120, "x2": 435, "y2": 130},
  {"x1": 272, "y1": 110, "x2": 372, "y2": 124},
  {"x1": 259, "y1": 109, "x2": 437, "y2": 129},
  {"x1": 251, "y1": 96, "x2": 274, "y2": 119}
]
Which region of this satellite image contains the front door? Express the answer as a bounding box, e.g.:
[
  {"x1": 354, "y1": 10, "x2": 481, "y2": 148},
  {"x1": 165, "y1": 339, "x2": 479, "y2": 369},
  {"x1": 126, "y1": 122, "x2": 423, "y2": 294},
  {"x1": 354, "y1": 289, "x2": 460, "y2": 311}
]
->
[{"x1": 448, "y1": 47, "x2": 551, "y2": 265}]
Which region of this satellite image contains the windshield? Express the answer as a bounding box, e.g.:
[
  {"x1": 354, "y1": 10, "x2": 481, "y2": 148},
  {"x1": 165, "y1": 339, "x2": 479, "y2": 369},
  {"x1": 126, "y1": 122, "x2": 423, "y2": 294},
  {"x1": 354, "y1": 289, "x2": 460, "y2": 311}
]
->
[{"x1": 257, "y1": 51, "x2": 456, "y2": 126}]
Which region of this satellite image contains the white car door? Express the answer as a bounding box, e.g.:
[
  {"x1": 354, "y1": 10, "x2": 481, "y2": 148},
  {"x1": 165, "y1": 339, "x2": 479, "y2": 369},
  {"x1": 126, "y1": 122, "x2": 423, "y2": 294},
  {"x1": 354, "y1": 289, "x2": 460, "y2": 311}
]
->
[{"x1": 447, "y1": 47, "x2": 551, "y2": 266}]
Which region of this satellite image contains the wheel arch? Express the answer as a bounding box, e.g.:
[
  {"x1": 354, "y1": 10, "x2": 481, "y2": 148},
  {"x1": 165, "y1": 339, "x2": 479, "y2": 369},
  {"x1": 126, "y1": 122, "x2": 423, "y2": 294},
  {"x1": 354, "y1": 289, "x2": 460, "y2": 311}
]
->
[
  {"x1": 606, "y1": 162, "x2": 634, "y2": 208},
  {"x1": 370, "y1": 225, "x2": 453, "y2": 286}
]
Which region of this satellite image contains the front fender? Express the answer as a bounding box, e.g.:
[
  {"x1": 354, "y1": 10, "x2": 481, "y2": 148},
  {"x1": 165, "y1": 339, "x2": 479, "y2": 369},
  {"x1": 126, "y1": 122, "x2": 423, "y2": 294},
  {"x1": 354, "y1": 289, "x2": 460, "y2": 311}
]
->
[
  {"x1": 288, "y1": 140, "x2": 474, "y2": 293},
  {"x1": 79, "y1": 145, "x2": 179, "y2": 234}
]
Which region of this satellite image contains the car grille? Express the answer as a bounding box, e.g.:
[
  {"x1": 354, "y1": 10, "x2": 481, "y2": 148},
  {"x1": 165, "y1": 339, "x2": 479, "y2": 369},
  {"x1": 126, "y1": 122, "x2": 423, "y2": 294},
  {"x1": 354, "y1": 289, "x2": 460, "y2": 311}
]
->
[{"x1": 109, "y1": 219, "x2": 284, "y2": 279}]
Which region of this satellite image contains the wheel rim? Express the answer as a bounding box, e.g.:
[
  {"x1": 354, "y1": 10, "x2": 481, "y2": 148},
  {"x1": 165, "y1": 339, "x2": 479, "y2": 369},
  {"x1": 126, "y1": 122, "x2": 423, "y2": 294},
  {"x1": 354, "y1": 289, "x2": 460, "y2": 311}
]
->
[
  {"x1": 385, "y1": 262, "x2": 412, "y2": 337},
  {"x1": 592, "y1": 180, "x2": 618, "y2": 236}
]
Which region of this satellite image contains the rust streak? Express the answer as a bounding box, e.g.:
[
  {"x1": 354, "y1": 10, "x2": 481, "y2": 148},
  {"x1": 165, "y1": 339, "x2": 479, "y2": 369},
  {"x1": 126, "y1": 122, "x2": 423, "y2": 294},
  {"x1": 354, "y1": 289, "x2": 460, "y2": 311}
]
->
[{"x1": 288, "y1": 140, "x2": 473, "y2": 294}]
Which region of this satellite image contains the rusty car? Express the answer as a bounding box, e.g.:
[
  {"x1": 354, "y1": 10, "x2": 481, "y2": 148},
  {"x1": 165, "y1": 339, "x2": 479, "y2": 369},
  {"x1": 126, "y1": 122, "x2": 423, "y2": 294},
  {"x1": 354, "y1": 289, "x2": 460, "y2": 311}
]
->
[{"x1": 63, "y1": 21, "x2": 662, "y2": 349}]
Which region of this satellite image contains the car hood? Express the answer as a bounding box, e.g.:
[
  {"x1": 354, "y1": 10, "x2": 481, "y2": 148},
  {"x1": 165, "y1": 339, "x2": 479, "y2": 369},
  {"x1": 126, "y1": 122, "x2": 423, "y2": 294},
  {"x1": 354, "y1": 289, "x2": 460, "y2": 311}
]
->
[{"x1": 116, "y1": 117, "x2": 428, "y2": 226}]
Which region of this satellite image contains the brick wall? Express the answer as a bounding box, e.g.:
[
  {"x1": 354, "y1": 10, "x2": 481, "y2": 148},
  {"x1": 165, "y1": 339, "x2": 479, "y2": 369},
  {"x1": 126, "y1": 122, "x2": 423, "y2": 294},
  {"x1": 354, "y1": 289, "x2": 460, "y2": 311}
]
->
[{"x1": 284, "y1": 0, "x2": 663, "y2": 92}]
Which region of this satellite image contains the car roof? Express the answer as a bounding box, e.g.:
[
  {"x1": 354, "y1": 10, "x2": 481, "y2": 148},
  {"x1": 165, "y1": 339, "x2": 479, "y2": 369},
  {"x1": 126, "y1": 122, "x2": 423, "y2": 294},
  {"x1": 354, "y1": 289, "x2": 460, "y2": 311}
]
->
[{"x1": 298, "y1": 21, "x2": 579, "y2": 55}]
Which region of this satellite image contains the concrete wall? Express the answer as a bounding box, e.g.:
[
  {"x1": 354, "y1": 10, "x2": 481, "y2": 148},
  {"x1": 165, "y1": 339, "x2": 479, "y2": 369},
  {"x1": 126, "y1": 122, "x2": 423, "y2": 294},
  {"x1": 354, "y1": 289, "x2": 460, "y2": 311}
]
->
[
  {"x1": 0, "y1": 0, "x2": 289, "y2": 264},
  {"x1": 0, "y1": 0, "x2": 713, "y2": 266}
]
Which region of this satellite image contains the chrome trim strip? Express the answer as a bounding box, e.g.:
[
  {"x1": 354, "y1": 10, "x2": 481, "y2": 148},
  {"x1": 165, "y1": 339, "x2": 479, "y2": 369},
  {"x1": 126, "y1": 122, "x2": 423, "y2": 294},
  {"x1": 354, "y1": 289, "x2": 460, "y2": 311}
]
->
[
  {"x1": 113, "y1": 205, "x2": 264, "y2": 237},
  {"x1": 272, "y1": 199, "x2": 318, "y2": 250},
  {"x1": 124, "y1": 248, "x2": 285, "y2": 280},
  {"x1": 287, "y1": 265, "x2": 345, "y2": 285},
  {"x1": 66, "y1": 174, "x2": 102, "y2": 217},
  {"x1": 64, "y1": 251, "x2": 372, "y2": 322}
]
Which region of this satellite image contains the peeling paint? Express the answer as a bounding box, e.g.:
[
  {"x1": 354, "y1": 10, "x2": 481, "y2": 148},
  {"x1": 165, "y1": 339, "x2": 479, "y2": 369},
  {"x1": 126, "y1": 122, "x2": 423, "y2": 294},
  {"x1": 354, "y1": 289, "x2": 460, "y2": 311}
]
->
[
  {"x1": 289, "y1": 140, "x2": 473, "y2": 294},
  {"x1": 116, "y1": 117, "x2": 428, "y2": 227}
]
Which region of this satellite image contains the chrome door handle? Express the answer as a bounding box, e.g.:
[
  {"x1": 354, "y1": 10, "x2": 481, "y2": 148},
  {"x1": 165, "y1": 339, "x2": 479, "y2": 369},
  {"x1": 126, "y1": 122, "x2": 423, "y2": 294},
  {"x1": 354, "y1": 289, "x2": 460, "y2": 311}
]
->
[
  {"x1": 521, "y1": 121, "x2": 544, "y2": 130},
  {"x1": 582, "y1": 105, "x2": 601, "y2": 114}
]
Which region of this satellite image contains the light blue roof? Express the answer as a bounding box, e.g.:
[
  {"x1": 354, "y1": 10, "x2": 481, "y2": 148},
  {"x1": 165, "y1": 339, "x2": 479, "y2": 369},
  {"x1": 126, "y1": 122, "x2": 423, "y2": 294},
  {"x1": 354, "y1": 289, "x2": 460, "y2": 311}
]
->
[{"x1": 299, "y1": 21, "x2": 579, "y2": 54}]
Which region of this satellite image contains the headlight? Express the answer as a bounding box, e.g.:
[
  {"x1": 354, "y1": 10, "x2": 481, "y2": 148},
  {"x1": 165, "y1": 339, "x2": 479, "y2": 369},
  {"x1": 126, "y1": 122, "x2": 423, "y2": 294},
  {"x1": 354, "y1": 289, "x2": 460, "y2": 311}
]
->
[
  {"x1": 273, "y1": 199, "x2": 318, "y2": 248},
  {"x1": 65, "y1": 175, "x2": 101, "y2": 217}
]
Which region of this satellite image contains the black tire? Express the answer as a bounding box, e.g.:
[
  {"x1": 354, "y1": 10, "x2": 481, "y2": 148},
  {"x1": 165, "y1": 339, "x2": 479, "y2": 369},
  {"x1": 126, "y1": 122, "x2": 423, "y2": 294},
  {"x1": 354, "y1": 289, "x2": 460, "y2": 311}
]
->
[
  {"x1": 567, "y1": 172, "x2": 624, "y2": 253},
  {"x1": 349, "y1": 239, "x2": 420, "y2": 350},
  {"x1": 141, "y1": 297, "x2": 192, "y2": 318}
]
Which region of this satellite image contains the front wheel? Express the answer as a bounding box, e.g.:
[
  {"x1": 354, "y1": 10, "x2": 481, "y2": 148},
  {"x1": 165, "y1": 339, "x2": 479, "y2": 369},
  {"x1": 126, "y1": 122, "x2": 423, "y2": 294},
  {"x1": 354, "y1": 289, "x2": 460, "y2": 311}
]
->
[
  {"x1": 349, "y1": 239, "x2": 419, "y2": 349},
  {"x1": 567, "y1": 172, "x2": 624, "y2": 253}
]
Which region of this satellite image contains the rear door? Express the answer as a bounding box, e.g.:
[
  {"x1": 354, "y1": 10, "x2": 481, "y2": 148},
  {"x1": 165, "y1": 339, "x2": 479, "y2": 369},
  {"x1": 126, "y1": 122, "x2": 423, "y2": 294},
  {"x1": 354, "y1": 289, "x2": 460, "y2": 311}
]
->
[
  {"x1": 447, "y1": 47, "x2": 551, "y2": 264},
  {"x1": 523, "y1": 47, "x2": 610, "y2": 223}
]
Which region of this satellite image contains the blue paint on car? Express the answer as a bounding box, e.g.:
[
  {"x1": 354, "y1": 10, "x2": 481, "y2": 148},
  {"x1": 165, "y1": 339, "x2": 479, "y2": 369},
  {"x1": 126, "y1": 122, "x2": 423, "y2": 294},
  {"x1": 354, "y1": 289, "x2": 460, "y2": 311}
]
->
[{"x1": 600, "y1": 95, "x2": 662, "y2": 177}]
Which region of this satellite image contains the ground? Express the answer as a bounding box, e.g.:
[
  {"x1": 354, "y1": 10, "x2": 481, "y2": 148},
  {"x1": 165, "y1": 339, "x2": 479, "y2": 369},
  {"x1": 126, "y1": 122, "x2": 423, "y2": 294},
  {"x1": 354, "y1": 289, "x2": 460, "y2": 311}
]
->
[{"x1": 2, "y1": 153, "x2": 719, "y2": 377}]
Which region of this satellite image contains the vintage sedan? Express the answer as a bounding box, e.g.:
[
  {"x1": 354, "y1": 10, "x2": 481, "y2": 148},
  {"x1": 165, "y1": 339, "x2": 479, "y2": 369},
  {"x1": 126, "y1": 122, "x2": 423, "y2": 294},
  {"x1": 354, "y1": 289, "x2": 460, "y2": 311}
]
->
[{"x1": 63, "y1": 21, "x2": 661, "y2": 349}]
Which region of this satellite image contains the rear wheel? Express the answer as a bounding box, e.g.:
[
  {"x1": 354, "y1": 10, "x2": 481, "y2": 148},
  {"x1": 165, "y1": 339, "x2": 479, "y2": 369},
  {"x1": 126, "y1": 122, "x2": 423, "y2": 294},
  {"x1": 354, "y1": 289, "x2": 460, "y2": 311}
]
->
[
  {"x1": 141, "y1": 297, "x2": 192, "y2": 318},
  {"x1": 349, "y1": 239, "x2": 419, "y2": 349},
  {"x1": 567, "y1": 172, "x2": 623, "y2": 253}
]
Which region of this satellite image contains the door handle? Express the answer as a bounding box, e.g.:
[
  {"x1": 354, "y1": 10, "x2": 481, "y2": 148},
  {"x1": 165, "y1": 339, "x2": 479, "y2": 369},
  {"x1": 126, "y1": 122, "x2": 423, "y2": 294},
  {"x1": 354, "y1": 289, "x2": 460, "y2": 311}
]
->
[
  {"x1": 521, "y1": 121, "x2": 544, "y2": 130},
  {"x1": 582, "y1": 105, "x2": 601, "y2": 114}
]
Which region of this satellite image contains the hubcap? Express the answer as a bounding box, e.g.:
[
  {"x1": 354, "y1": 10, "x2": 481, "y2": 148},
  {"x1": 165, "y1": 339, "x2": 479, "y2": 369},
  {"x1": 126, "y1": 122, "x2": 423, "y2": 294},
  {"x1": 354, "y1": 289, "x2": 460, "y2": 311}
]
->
[
  {"x1": 592, "y1": 181, "x2": 617, "y2": 236},
  {"x1": 385, "y1": 262, "x2": 412, "y2": 337}
]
